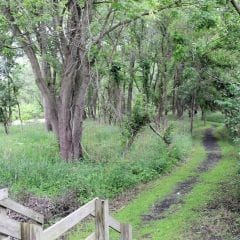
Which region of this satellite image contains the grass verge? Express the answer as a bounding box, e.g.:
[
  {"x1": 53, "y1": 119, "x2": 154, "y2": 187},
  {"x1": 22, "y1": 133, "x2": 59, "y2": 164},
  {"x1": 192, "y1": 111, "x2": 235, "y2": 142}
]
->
[
  {"x1": 69, "y1": 131, "x2": 205, "y2": 239},
  {"x1": 0, "y1": 121, "x2": 191, "y2": 204},
  {"x1": 113, "y1": 127, "x2": 238, "y2": 240},
  {"x1": 69, "y1": 124, "x2": 239, "y2": 239}
]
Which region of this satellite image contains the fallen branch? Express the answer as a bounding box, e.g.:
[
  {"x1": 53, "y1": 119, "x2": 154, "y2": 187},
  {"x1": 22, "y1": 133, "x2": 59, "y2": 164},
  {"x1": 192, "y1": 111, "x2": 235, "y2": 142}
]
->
[
  {"x1": 149, "y1": 124, "x2": 163, "y2": 139},
  {"x1": 230, "y1": 0, "x2": 240, "y2": 15}
]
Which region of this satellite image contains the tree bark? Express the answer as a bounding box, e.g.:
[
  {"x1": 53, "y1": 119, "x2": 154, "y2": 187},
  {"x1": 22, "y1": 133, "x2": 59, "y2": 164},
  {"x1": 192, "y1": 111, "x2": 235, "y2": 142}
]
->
[
  {"x1": 172, "y1": 64, "x2": 181, "y2": 115},
  {"x1": 190, "y1": 94, "x2": 196, "y2": 135},
  {"x1": 231, "y1": 0, "x2": 240, "y2": 15},
  {"x1": 127, "y1": 55, "x2": 135, "y2": 115},
  {"x1": 91, "y1": 73, "x2": 99, "y2": 120},
  {"x1": 3, "y1": 1, "x2": 95, "y2": 161},
  {"x1": 176, "y1": 99, "x2": 184, "y2": 118},
  {"x1": 201, "y1": 108, "x2": 206, "y2": 126},
  {"x1": 3, "y1": 121, "x2": 9, "y2": 135}
]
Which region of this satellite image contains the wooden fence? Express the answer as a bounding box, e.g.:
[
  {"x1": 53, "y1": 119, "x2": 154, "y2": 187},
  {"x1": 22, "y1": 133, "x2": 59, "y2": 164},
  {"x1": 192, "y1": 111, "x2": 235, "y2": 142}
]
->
[{"x1": 0, "y1": 188, "x2": 132, "y2": 240}]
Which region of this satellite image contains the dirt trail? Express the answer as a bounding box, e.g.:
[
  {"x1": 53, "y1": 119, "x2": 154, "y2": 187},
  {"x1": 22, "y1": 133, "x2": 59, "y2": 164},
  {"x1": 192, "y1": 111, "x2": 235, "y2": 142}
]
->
[{"x1": 143, "y1": 128, "x2": 222, "y2": 221}]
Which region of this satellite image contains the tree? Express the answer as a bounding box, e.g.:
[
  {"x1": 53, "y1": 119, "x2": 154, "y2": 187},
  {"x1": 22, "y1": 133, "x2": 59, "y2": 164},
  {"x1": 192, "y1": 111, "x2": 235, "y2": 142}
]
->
[
  {"x1": 1, "y1": 0, "x2": 185, "y2": 161},
  {"x1": 0, "y1": 56, "x2": 21, "y2": 134}
]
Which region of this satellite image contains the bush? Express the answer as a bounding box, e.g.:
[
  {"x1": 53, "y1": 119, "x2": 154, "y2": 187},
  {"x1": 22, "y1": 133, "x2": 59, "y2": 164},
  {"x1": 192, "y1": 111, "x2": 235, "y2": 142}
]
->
[
  {"x1": 169, "y1": 134, "x2": 192, "y2": 161},
  {"x1": 121, "y1": 96, "x2": 154, "y2": 147},
  {"x1": 19, "y1": 103, "x2": 43, "y2": 120},
  {"x1": 206, "y1": 112, "x2": 225, "y2": 123}
]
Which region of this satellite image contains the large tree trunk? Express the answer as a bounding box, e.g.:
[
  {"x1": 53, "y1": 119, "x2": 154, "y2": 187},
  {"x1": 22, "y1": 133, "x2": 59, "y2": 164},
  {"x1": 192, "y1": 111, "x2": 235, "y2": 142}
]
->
[
  {"x1": 86, "y1": 69, "x2": 100, "y2": 120},
  {"x1": 172, "y1": 64, "x2": 182, "y2": 116},
  {"x1": 11, "y1": 1, "x2": 91, "y2": 161},
  {"x1": 122, "y1": 78, "x2": 126, "y2": 115},
  {"x1": 156, "y1": 93, "x2": 167, "y2": 126},
  {"x1": 115, "y1": 87, "x2": 122, "y2": 122},
  {"x1": 4, "y1": 123, "x2": 9, "y2": 135},
  {"x1": 176, "y1": 99, "x2": 184, "y2": 118},
  {"x1": 156, "y1": 96, "x2": 165, "y2": 121},
  {"x1": 156, "y1": 65, "x2": 167, "y2": 125},
  {"x1": 190, "y1": 93, "x2": 196, "y2": 135},
  {"x1": 127, "y1": 55, "x2": 135, "y2": 115},
  {"x1": 4, "y1": 0, "x2": 110, "y2": 161},
  {"x1": 127, "y1": 78, "x2": 133, "y2": 115},
  {"x1": 43, "y1": 97, "x2": 53, "y2": 131},
  {"x1": 91, "y1": 73, "x2": 99, "y2": 120},
  {"x1": 173, "y1": 64, "x2": 184, "y2": 118},
  {"x1": 57, "y1": 46, "x2": 91, "y2": 160}
]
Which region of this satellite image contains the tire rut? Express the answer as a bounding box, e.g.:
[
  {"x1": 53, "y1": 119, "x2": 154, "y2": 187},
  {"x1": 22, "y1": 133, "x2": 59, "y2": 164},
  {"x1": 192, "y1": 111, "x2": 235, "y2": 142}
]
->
[{"x1": 142, "y1": 128, "x2": 222, "y2": 222}]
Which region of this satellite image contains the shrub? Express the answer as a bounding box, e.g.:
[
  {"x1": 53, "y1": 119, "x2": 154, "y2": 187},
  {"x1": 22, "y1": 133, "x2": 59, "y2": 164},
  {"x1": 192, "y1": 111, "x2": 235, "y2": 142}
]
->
[
  {"x1": 206, "y1": 112, "x2": 225, "y2": 123},
  {"x1": 169, "y1": 134, "x2": 192, "y2": 161},
  {"x1": 121, "y1": 96, "x2": 154, "y2": 148}
]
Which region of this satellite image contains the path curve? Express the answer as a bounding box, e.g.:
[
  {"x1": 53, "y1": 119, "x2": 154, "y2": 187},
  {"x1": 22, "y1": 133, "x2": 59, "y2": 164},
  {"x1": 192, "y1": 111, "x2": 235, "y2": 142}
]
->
[{"x1": 143, "y1": 128, "x2": 222, "y2": 221}]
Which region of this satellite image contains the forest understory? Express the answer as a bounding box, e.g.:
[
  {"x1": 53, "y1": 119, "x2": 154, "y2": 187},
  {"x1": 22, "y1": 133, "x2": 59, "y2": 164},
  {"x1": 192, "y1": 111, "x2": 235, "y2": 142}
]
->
[
  {"x1": 0, "y1": 118, "x2": 239, "y2": 240},
  {"x1": 0, "y1": 0, "x2": 240, "y2": 239}
]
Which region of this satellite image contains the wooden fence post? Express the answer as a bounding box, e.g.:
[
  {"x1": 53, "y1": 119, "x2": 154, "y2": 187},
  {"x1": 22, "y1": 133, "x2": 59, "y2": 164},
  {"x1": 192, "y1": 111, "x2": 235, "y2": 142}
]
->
[
  {"x1": 95, "y1": 199, "x2": 109, "y2": 240},
  {"x1": 0, "y1": 189, "x2": 8, "y2": 240},
  {"x1": 0, "y1": 207, "x2": 8, "y2": 240},
  {"x1": 120, "y1": 223, "x2": 132, "y2": 240},
  {"x1": 21, "y1": 223, "x2": 43, "y2": 240}
]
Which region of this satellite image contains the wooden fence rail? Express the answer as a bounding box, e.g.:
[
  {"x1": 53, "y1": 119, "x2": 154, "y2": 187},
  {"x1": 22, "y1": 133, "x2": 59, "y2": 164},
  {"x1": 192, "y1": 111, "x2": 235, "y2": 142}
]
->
[{"x1": 0, "y1": 188, "x2": 132, "y2": 240}]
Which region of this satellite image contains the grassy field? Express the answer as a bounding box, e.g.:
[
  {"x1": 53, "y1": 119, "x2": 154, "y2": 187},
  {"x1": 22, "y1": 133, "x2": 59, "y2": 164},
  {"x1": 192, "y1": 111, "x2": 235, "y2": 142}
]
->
[
  {"x1": 1, "y1": 115, "x2": 238, "y2": 239},
  {"x1": 69, "y1": 124, "x2": 206, "y2": 239},
  {"x1": 70, "y1": 121, "x2": 240, "y2": 239},
  {"x1": 0, "y1": 120, "x2": 191, "y2": 204}
]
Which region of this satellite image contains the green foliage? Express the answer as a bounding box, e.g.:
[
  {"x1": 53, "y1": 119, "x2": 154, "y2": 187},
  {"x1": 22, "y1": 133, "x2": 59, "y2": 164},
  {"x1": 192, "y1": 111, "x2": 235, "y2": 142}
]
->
[
  {"x1": 169, "y1": 133, "x2": 192, "y2": 161},
  {"x1": 115, "y1": 133, "x2": 238, "y2": 240},
  {"x1": 0, "y1": 57, "x2": 22, "y2": 133},
  {"x1": 206, "y1": 112, "x2": 225, "y2": 123},
  {"x1": 217, "y1": 83, "x2": 240, "y2": 142},
  {"x1": 110, "y1": 63, "x2": 122, "y2": 85},
  {"x1": 0, "y1": 121, "x2": 191, "y2": 203},
  {"x1": 20, "y1": 103, "x2": 43, "y2": 120},
  {"x1": 163, "y1": 123, "x2": 174, "y2": 145},
  {"x1": 121, "y1": 96, "x2": 153, "y2": 147}
]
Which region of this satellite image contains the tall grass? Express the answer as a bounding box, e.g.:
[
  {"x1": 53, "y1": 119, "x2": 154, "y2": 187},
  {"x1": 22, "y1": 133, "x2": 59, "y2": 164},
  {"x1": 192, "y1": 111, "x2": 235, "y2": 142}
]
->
[{"x1": 0, "y1": 121, "x2": 192, "y2": 203}]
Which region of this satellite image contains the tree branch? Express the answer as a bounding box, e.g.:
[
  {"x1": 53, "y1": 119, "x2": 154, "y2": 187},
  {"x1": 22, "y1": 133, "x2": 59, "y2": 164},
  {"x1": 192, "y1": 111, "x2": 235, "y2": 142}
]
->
[
  {"x1": 149, "y1": 124, "x2": 163, "y2": 140},
  {"x1": 92, "y1": 1, "x2": 195, "y2": 45},
  {"x1": 3, "y1": 3, "x2": 53, "y2": 101},
  {"x1": 230, "y1": 0, "x2": 240, "y2": 15}
]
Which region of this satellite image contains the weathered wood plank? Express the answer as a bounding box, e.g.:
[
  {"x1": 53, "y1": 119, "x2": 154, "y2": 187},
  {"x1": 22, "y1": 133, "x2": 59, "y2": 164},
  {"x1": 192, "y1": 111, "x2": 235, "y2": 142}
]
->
[
  {"x1": 95, "y1": 199, "x2": 109, "y2": 240},
  {"x1": 21, "y1": 223, "x2": 43, "y2": 240},
  {"x1": 0, "y1": 207, "x2": 6, "y2": 216},
  {"x1": 103, "y1": 200, "x2": 109, "y2": 240},
  {"x1": 108, "y1": 216, "x2": 121, "y2": 233},
  {"x1": 0, "y1": 189, "x2": 8, "y2": 201},
  {"x1": 0, "y1": 237, "x2": 10, "y2": 240},
  {"x1": 0, "y1": 204, "x2": 7, "y2": 238},
  {"x1": 43, "y1": 198, "x2": 97, "y2": 240},
  {"x1": 85, "y1": 232, "x2": 95, "y2": 240},
  {"x1": 95, "y1": 199, "x2": 103, "y2": 240},
  {"x1": 0, "y1": 199, "x2": 44, "y2": 224},
  {"x1": 0, "y1": 214, "x2": 21, "y2": 239},
  {"x1": 0, "y1": 206, "x2": 8, "y2": 239},
  {"x1": 120, "y1": 224, "x2": 132, "y2": 240}
]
